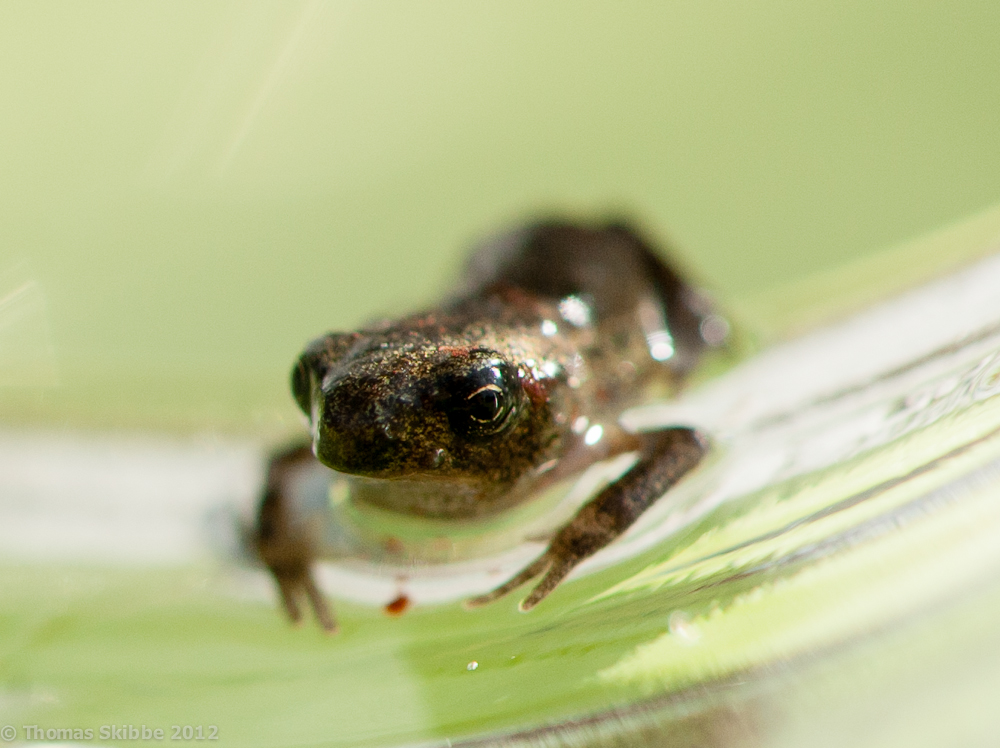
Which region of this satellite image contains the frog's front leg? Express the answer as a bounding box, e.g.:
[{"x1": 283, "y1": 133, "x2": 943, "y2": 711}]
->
[
  {"x1": 468, "y1": 427, "x2": 706, "y2": 611},
  {"x1": 255, "y1": 444, "x2": 338, "y2": 633}
]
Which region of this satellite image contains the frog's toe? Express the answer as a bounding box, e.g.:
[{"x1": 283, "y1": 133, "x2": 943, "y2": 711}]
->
[
  {"x1": 518, "y1": 557, "x2": 575, "y2": 612},
  {"x1": 271, "y1": 566, "x2": 338, "y2": 633},
  {"x1": 275, "y1": 575, "x2": 304, "y2": 625},
  {"x1": 465, "y1": 555, "x2": 551, "y2": 609},
  {"x1": 302, "y1": 573, "x2": 338, "y2": 634}
]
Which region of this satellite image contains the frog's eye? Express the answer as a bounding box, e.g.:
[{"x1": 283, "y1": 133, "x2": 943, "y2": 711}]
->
[
  {"x1": 466, "y1": 383, "x2": 506, "y2": 424},
  {"x1": 444, "y1": 361, "x2": 519, "y2": 438},
  {"x1": 291, "y1": 355, "x2": 314, "y2": 416}
]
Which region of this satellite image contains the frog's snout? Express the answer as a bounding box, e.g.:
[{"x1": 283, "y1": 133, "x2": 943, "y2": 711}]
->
[
  {"x1": 290, "y1": 352, "x2": 356, "y2": 469},
  {"x1": 310, "y1": 370, "x2": 426, "y2": 477}
]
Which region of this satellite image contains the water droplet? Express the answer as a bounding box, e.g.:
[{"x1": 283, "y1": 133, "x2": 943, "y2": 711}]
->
[
  {"x1": 559, "y1": 295, "x2": 592, "y2": 327},
  {"x1": 668, "y1": 610, "x2": 701, "y2": 644},
  {"x1": 534, "y1": 458, "x2": 559, "y2": 476},
  {"x1": 646, "y1": 330, "x2": 675, "y2": 361},
  {"x1": 584, "y1": 424, "x2": 604, "y2": 446},
  {"x1": 700, "y1": 314, "x2": 731, "y2": 346}
]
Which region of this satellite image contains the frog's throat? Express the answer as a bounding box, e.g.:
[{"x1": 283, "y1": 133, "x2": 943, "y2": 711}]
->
[{"x1": 344, "y1": 475, "x2": 528, "y2": 519}]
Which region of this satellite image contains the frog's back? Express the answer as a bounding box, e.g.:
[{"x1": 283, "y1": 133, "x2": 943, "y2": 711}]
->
[{"x1": 459, "y1": 220, "x2": 719, "y2": 379}]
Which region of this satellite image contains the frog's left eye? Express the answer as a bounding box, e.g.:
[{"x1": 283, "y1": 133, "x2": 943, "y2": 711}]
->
[
  {"x1": 290, "y1": 355, "x2": 314, "y2": 416},
  {"x1": 443, "y1": 360, "x2": 520, "y2": 438}
]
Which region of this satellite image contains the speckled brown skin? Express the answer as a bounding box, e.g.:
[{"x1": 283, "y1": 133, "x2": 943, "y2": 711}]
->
[{"x1": 255, "y1": 221, "x2": 721, "y2": 631}]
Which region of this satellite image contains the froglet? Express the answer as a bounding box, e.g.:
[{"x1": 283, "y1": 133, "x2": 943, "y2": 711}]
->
[{"x1": 255, "y1": 221, "x2": 726, "y2": 632}]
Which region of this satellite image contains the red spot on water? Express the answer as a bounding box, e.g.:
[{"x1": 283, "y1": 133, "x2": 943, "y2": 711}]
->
[
  {"x1": 385, "y1": 595, "x2": 410, "y2": 616},
  {"x1": 382, "y1": 536, "x2": 405, "y2": 555}
]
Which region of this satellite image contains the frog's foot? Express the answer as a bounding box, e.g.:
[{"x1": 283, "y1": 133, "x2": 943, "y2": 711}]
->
[
  {"x1": 256, "y1": 443, "x2": 338, "y2": 634},
  {"x1": 465, "y1": 554, "x2": 554, "y2": 610},
  {"x1": 268, "y1": 561, "x2": 338, "y2": 634},
  {"x1": 466, "y1": 427, "x2": 706, "y2": 612},
  {"x1": 464, "y1": 516, "x2": 609, "y2": 612}
]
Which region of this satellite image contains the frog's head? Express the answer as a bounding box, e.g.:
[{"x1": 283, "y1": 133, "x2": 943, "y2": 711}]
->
[{"x1": 290, "y1": 331, "x2": 556, "y2": 501}]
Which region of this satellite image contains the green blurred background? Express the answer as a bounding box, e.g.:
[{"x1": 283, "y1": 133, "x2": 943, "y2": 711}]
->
[
  {"x1": 5, "y1": 5, "x2": 1000, "y2": 746},
  {"x1": 3, "y1": 0, "x2": 1000, "y2": 432}
]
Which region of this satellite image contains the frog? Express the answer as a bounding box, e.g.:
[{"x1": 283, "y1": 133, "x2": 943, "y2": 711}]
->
[{"x1": 255, "y1": 220, "x2": 727, "y2": 632}]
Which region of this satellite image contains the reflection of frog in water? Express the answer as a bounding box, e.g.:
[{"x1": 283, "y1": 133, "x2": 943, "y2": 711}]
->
[{"x1": 256, "y1": 221, "x2": 727, "y2": 632}]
